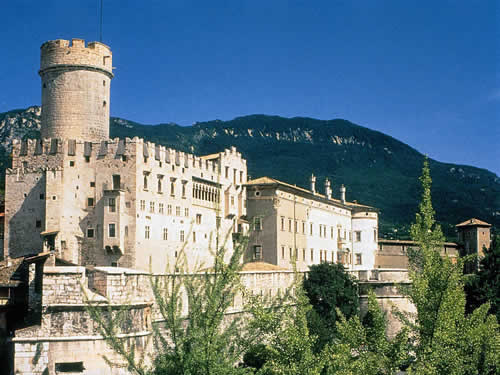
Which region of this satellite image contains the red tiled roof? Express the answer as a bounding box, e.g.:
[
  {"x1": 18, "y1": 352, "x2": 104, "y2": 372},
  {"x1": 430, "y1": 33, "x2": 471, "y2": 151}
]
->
[{"x1": 456, "y1": 218, "x2": 491, "y2": 227}]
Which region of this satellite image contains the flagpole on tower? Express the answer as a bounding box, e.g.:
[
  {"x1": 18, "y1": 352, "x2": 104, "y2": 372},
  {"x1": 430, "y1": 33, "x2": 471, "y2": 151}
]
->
[{"x1": 99, "y1": 0, "x2": 103, "y2": 42}]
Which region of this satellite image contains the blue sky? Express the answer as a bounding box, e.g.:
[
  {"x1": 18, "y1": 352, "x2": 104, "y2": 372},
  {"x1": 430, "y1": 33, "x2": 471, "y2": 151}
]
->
[{"x1": 1, "y1": 1, "x2": 498, "y2": 175}]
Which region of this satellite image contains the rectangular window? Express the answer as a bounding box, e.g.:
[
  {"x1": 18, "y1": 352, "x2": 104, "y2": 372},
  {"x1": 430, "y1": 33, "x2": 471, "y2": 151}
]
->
[
  {"x1": 282, "y1": 246, "x2": 285, "y2": 259},
  {"x1": 180, "y1": 230, "x2": 185, "y2": 242},
  {"x1": 225, "y1": 166, "x2": 229, "y2": 178},
  {"x1": 289, "y1": 247, "x2": 292, "y2": 259},
  {"x1": 196, "y1": 214, "x2": 202, "y2": 224},
  {"x1": 281, "y1": 217, "x2": 285, "y2": 231},
  {"x1": 185, "y1": 207, "x2": 189, "y2": 217},
  {"x1": 288, "y1": 219, "x2": 292, "y2": 232},
  {"x1": 87, "y1": 228, "x2": 95, "y2": 238},
  {"x1": 90, "y1": 181, "x2": 96, "y2": 187},
  {"x1": 331, "y1": 227, "x2": 334, "y2": 239},
  {"x1": 310, "y1": 223, "x2": 313, "y2": 236},
  {"x1": 176, "y1": 206, "x2": 181, "y2": 216},
  {"x1": 338, "y1": 227, "x2": 341, "y2": 239},
  {"x1": 320, "y1": 250, "x2": 323, "y2": 262},
  {"x1": 145, "y1": 225, "x2": 150, "y2": 239},
  {"x1": 140, "y1": 200, "x2": 145, "y2": 211},
  {"x1": 109, "y1": 223, "x2": 116, "y2": 238},
  {"x1": 355, "y1": 254, "x2": 362, "y2": 265},
  {"x1": 294, "y1": 220, "x2": 298, "y2": 233},
  {"x1": 254, "y1": 217, "x2": 262, "y2": 231},
  {"x1": 168, "y1": 204, "x2": 172, "y2": 215},
  {"x1": 149, "y1": 201, "x2": 155, "y2": 213},
  {"x1": 231, "y1": 196, "x2": 235, "y2": 206},
  {"x1": 337, "y1": 252, "x2": 342, "y2": 263},
  {"x1": 159, "y1": 203, "x2": 164, "y2": 214},
  {"x1": 240, "y1": 171, "x2": 243, "y2": 183},
  {"x1": 310, "y1": 249, "x2": 314, "y2": 261},
  {"x1": 253, "y1": 245, "x2": 263, "y2": 260},
  {"x1": 374, "y1": 229, "x2": 377, "y2": 242},
  {"x1": 113, "y1": 175, "x2": 121, "y2": 190},
  {"x1": 355, "y1": 231, "x2": 361, "y2": 242},
  {"x1": 302, "y1": 249, "x2": 306, "y2": 261},
  {"x1": 87, "y1": 197, "x2": 95, "y2": 207},
  {"x1": 157, "y1": 178, "x2": 163, "y2": 193},
  {"x1": 349, "y1": 231, "x2": 352, "y2": 241},
  {"x1": 163, "y1": 228, "x2": 168, "y2": 240},
  {"x1": 302, "y1": 222, "x2": 306, "y2": 234},
  {"x1": 109, "y1": 198, "x2": 116, "y2": 213},
  {"x1": 193, "y1": 232, "x2": 196, "y2": 243},
  {"x1": 170, "y1": 181, "x2": 175, "y2": 196}
]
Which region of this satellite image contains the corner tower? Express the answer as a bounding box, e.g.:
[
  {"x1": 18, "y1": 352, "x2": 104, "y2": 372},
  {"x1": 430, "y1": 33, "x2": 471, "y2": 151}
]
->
[{"x1": 39, "y1": 38, "x2": 113, "y2": 141}]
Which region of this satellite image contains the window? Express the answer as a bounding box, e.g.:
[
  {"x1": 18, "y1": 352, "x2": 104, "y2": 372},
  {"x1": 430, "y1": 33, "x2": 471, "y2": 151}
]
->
[
  {"x1": 337, "y1": 252, "x2": 342, "y2": 263},
  {"x1": 61, "y1": 241, "x2": 67, "y2": 250},
  {"x1": 180, "y1": 230, "x2": 185, "y2": 242},
  {"x1": 149, "y1": 201, "x2": 155, "y2": 213},
  {"x1": 310, "y1": 223, "x2": 313, "y2": 236},
  {"x1": 168, "y1": 204, "x2": 172, "y2": 215},
  {"x1": 338, "y1": 228, "x2": 341, "y2": 239},
  {"x1": 231, "y1": 196, "x2": 235, "y2": 206},
  {"x1": 182, "y1": 183, "x2": 186, "y2": 198},
  {"x1": 355, "y1": 231, "x2": 361, "y2": 242},
  {"x1": 289, "y1": 247, "x2": 293, "y2": 259},
  {"x1": 143, "y1": 175, "x2": 148, "y2": 190},
  {"x1": 69, "y1": 160, "x2": 75, "y2": 167},
  {"x1": 320, "y1": 251, "x2": 323, "y2": 262},
  {"x1": 55, "y1": 362, "x2": 84, "y2": 373},
  {"x1": 112, "y1": 175, "x2": 120, "y2": 190},
  {"x1": 87, "y1": 228, "x2": 94, "y2": 238},
  {"x1": 170, "y1": 181, "x2": 175, "y2": 196},
  {"x1": 145, "y1": 226, "x2": 150, "y2": 239},
  {"x1": 302, "y1": 249, "x2": 306, "y2": 261},
  {"x1": 108, "y1": 223, "x2": 116, "y2": 238},
  {"x1": 176, "y1": 206, "x2": 181, "y2": 216},
  {"x1": 193, "y1": 232, "x2": 196, "y2": 243},
  {"x1": 159, "y1": 203, "x2": 164, "y2": 214},
  {"x1": 281, "y1": 217, "x2": 285, "y2": 231},
  {"x1": 253, "y1": 245, "x2": 263, "y2": 260},
  {"x1": 355, "y1": 254, "x2": 362, "y2": 265},
  {"x1": 282, "y1": 246, "x2": 285, "y2": 259},
  {"x1": 288, "y1": 219, "x2": 292, "y2": 232},
  {"x1": 36, "y1": 220, "x2": 41, "y2": 228},
  {"x1": 374, "y1": 229, "x2": 377, "y2": 242},
  {"x1": 108, "y1": 198, "x2": 116, "y2": 212},
  {"x1": 331, "y1": 227, "x2": 334, "y2": 239},
  {"x1": 85, "y1": 156, "x2": 90, "y2": 163},
  {"x1": 225, "y1": 166, "x2": 229, "y2": 178},
  {"x1": 140, "y1": 200, "x2": 145, "y2": 211},
  {"x1": 196, "y1": 214, "x2": 202, "y2": 224},
  {"x1": 294, "y1": 220, "x2": 298, "y2": 233},
  {"x1": 302, "y1": 222, "x2": 306, "y2": 234},
  {"x1": 87, "y1": 197, "x2": 95, "y2": 207},
  {"x1": 349, "y1": 231, "x2": 352, "y2": 241},
  {"x1": 240, "y1": 171, "x2": 243, "y2": 183},
  {"x1": 39, "y1": 193, "x2": 44, "y2": 200},
  {"x1": 158, "y1": 178, "x2": 162, "y2": 193},
  {"x1": 185, "y1": 208, "x2": 189, "y2": 217},
  {"x1": 311, "y1": 249, "x2": 314, "y2": 261},
  {"x1": 163, "y1": 228, "x2": 168, "y2": 240},
  {"x1": 90, "y1": 181, "x2": 95, "y2": 187},
  {"x1": 254, "y1": 217, "x2": 262, "y2": 231}
]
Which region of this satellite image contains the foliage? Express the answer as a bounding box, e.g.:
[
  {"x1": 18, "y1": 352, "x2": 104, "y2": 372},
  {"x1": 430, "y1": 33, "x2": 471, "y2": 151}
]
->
[
  {"x1": 402, "y1": 157, "x2": 500, "y2": 374},
  {"x1": 86, "y1": 228, "x2": 262, "y2": 375},
  {"x1": 303, "y1": 262, "x2": 359, "y2": 349},
  {"x1": 465, "y1": 235, "x2": 500, "y2": 321},
  {"x1": 248, "y1": 286, "x2": 327, "y2": 375},
  {"x1": 323, "y1": 291, "x2": 410, "y2": 375}
]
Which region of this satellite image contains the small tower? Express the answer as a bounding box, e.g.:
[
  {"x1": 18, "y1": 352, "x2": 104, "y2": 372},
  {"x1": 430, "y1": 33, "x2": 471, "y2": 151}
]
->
[
  {"x1": 310, "y1": 174, "x2": 316, "y2": 194},
  {"x1": 340, "y1": 184, "x2": 346, "y2": 204},
  {"x1": 39, "y1": 38, "x2": 113, "y2": 141},
  {"x1": 324, "y1": 178, "x2": 332, "y2": 199},
  {"x1": 456, "y1": 218, "x2": 491, "y2": 258}
]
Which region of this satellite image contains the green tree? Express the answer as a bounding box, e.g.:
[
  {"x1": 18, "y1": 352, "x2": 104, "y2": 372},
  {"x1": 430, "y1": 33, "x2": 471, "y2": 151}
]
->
[
  {"x1": 402, "y1": 157, "x2": 499, "y2": 374},
  {"x1": 86, "y1": 228, "x2": 262, "y2": 375},
  {"x1": 303, "y1": 262, "x2": 359, "y2": 349},
  {"x1": 324, "y1": 291, "x2": 410, "y2": 375}
]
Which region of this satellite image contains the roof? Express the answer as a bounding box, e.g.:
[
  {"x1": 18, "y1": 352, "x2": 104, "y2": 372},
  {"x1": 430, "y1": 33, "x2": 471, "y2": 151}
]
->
[
  {"x1": 245, "y1": 176, "x2": 377, "y2": 211},
  {"x1": 241, "y1": 262, "x2": 288, "y2": 271},
  {"x1": 0, "y1": 257, "x2": 23, "y2": 287},
  {"x1": 456, "y1": 218, "x2": 491, "y2": 228}
]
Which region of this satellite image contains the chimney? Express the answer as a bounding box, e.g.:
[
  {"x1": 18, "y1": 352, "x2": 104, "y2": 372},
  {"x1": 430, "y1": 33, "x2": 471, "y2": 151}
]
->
[
  {"x1": 325, "y1": 178, "x2": 332, "y2": 199},
  {"x1": 340, "y1": 184, "x2": 346, "y2": 204},
  {"x1": 310, "y1": 174, "x2": 316, "y2": 193}
]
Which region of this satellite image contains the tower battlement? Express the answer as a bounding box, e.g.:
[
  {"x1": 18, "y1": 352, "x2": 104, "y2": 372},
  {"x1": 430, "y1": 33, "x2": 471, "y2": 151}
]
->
[{"x1": 40, "y1": 38, "x2": 113, "y2": 77}]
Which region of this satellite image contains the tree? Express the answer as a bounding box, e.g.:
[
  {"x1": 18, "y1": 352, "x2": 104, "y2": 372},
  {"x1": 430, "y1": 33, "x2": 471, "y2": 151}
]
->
[
  {"x1": 323, "y1": 291, "x2": 410, "y2": 375},
  {"x1": 303, "y1": 262, "x2": 359, "y2": 349},
  {"x1": 402, "y1": 157, "x2": 499, "y2": 374},
  {"x1": 86, "y1": 228, "x2": 264, "y2": 375}
]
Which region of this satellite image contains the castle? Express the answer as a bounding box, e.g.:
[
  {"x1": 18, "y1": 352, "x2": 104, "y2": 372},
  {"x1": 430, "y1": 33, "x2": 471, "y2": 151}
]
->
[{"x1": 0, "y1": 38, "x2": 491, "y2": 374}]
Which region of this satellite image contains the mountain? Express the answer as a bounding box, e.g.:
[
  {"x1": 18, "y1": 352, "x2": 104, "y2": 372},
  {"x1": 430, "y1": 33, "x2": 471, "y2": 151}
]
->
[{"x1": 1, "y1": 107, "x2": 499, "y2": 239}]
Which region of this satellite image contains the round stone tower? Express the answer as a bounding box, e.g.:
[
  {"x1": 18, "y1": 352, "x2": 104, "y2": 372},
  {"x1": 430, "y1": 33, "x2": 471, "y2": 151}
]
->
[{"x1": 39, "y1": 38, "x2": 113, "y2": 141}]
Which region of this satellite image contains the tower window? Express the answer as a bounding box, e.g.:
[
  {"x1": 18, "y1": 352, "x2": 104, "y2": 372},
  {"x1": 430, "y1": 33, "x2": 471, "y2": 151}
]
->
[
  {"x1": 87, "y1": 228, "x2": 94, "y2": 238},
  {"x1": 103, "y1": 80, "x2": 106, "y2": 86},
  {"x1": 43, "y1": 83, "x2": 47, "y2": 88},
  {"x1": 103, "y1": 100, "x2": 107, "y2": 107}
]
